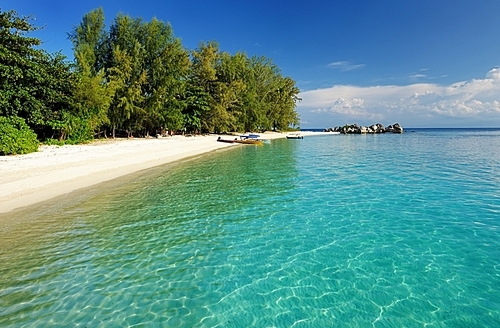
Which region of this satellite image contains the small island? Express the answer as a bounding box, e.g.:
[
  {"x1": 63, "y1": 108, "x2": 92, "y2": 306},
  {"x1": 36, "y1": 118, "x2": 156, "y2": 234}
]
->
[{"x1": 324, "y1": 123, "x2": 404, "y2": 134}]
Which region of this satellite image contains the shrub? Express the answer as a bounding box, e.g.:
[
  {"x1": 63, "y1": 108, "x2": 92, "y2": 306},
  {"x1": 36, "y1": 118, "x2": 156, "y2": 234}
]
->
[
  {"x1": 0, "y1": 116, "x2": 39, "y2": 155},
  {"x1": 66, "y1": 116, "x2": 94, "y2": 144},
  {"x1": 43, "y1": 138, "x2": 65, "y2": 146},
  {"x1": 47, "y1": 113, "x2": 94, "y2": 145}
]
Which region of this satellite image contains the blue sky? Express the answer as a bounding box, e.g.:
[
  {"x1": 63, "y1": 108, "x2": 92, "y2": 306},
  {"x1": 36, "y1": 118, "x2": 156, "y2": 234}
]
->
[{"x1": 3, "y1": 1, "x2": 500, "y2": 128}]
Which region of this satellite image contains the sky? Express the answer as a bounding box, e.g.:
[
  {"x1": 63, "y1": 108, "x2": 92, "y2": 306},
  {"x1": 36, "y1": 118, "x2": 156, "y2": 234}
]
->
[{"x1": 3, "y1": 0, "x2": 500, "y2": 128}]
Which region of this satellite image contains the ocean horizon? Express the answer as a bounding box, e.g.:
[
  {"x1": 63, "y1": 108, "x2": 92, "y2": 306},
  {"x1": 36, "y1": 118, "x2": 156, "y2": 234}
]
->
[
  {"x1": 1, "y1": 128, "x2": 500, "y2": 327},
  {"x1": 302, "y1": 127, "x2": 500, "y2": 132}
]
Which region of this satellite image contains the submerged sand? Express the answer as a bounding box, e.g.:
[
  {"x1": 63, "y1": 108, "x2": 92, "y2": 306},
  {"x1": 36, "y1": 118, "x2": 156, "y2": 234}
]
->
[{"x1": 0, "y1": 132, "x2": 335, "y2": 214}]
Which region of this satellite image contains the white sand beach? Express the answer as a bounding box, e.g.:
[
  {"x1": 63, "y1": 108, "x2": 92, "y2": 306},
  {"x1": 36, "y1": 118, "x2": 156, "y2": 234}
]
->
[{"x1": 0, "y1": 131, "x2": 335, "y2": 214}]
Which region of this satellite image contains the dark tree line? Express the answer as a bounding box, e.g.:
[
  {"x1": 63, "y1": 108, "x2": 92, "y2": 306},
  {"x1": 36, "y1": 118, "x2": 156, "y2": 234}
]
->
[{"x1": 0, "y1": 8, "x2": 301, "y2": 153}]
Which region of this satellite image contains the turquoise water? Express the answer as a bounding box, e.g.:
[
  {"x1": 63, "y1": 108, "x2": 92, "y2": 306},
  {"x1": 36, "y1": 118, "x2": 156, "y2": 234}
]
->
[{"x1": 1, "y1": 129, "x2": 500, "y2": 327}]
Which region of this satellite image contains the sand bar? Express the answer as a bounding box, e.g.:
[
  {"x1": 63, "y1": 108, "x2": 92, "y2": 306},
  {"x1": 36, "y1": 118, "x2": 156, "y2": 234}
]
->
[{"x1": 0, "y1": 131, "x2": 336, "y2": 214}]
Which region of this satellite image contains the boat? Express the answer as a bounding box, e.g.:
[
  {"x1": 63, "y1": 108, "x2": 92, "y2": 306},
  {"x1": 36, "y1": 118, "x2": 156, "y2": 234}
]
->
[
  {"x1": 217, "y1": 136, "x2": 263, "y2": 145},
  {"x1": 239, "y1": 133, "x2": 260, "y2": 140},
  {"x1": 286, "y1": 134, "x2": 303, "y2": 139},
  {"x1": 236, "y1": 133, "x2": 264, "y2": 145},
  {"x1": 217, "y1": 136, "x2": 237, "y2": 143},
  {"x1": 234, "y1": 139, "x2": 263, "y2": 145}
]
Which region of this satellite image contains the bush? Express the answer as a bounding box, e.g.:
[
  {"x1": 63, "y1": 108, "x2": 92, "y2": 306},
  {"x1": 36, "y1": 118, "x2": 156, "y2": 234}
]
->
[
  {"x1": 43, "y1": 138, "x2": 65, "y2": 146},
  {"x1": 47, "y1": 113, "x2": 94, "y2": 145},
  {"x1": 0, "y1": 116, "x2": 39, "y2": 155},
  {"x1": 66, "y1": 116, "x2": 94, "y2": 144}
]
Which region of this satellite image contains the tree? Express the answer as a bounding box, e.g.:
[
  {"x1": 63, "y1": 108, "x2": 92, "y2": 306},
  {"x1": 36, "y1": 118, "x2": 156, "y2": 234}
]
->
[
  {"x1": 189, "y1": 42, "x2": 249, "y2": 133},
  {"x1": 0, "y1": 9, "x2": 42, "y2": 122},
  {"x1": 1, "y1": 6, "x2": 302, "y2": 148},
  {"x1": 107, "y1": 14, "x2": 147, "y2": 137},
  {"x1": 138, "y1": 18, "x2": 190, "y2": 136},
  {"x1": 243, "y1": 55, "x2": 280, "y2": 131},
  {"x1": 71, "y1": 10, "x2": 192, "y2": 138},
  {"x1": 266, "y1": 76, "x2": 301, "y2": 131},
  {"x1": 244, "y1": 56, "x2": 300, "y2": 131},
  {"x1": 189, "y1": 41, "x2": 221, "y2": 132},
  {"x1": 183, "y1": 84, "x2": 210, "y2": 133},
  {"x1": 215, "y1": 52, "x2": 248, "y2": 131},
  {"x1": 69, "y1": 8, "x2": 115, "y2": 139},
  {"x1": 0, "y1": 9, "x2": 77, "y2": 140},
  {"x1": 37, "y1": 52, "x2": 79, "y2": 140},
  {"x1": 108, "y1": 42, "x2": 147, "y2": 137},
  {"x1": 68, "y1": 7, "x2": 107, "y2": 75}
]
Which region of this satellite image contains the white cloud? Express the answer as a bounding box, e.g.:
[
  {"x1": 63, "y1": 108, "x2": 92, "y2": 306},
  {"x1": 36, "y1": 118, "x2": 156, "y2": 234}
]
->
[
  {"x1": 487, "y1": 67, "x2": 500, "y2": 80},
  {"x1": 297, "y1": 68, "x2": 500, "y2": 127},
  {"x1": 408, "y1": 74, "x2": 427, "y2": 79},
  {"x1": 327, "y1": 61, "x2": 366, "y2": 71}
]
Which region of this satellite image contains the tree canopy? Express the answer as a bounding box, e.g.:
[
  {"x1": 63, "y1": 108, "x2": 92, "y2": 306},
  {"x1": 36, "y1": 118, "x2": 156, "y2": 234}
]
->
[{"x1": 0, "y1": 7, "x2": 301, "y2": 153}]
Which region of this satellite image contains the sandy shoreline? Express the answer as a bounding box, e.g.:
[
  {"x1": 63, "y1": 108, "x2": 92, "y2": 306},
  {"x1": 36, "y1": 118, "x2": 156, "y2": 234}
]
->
[{"x1": 0, "y1": 131, "x2": 335, "y2": 214}]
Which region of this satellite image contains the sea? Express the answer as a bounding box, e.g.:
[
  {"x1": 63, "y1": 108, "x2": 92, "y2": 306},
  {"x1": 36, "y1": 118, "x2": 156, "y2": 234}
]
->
[{"x1": 1, "y1": 128, "x2": 500, "y2": 327}]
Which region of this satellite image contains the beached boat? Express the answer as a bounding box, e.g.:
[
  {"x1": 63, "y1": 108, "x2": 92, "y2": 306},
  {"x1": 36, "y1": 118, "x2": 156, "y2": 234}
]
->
[
  {"x1": 217, "y1": 136, "x2": 263, "y2": 145},
  {"x1": 217, "y1": 137, "x2": 237, "y2": 143},
  {"x1": 239, "y1": 133, "x2": 261, "y2": 139},
  {"x1": 286, "y1": 134, "x2": 303, "y2": 139},
  {"x1": 234, "y1": 139, "x2": 263, "y2": 145},
  {"x1": 236, "y1": 133, "x2": 265, "y2": 145}
]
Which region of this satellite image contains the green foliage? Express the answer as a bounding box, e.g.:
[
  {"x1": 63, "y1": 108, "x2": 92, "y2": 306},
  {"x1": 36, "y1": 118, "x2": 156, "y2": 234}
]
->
[
  {"x1": 68, "y1": 7, "x2": 107, "y2": 75},
  {"x1": 187, "y1": 45, "x2": 301, "y2": 133},
  {"x1": 65, "y1": 117, "x2": 94, "y2": 143},
  {"x1": 183, "y1": 84, "x2": 211, "y2": 133},
  {"x1": 1, "y1": 7, "x2": 301, "y2": 146},
  {"x1": 0, "y1": 9, "x2": 47, "y2": 124},
  {"x1": 43, "y1": 138, "x2": 65, "y2": 146},
  {"x1": 72, "y1": 70, "x2": 112, "y2": 131},
  {"x1": 47, "y1": 111, "x2": 94, "y2": 143},
  {"x1": 140, "y1": 18, "x2": 190, "y2": 131},
  {"x1": 0, "y1": 116, "x2": 39, "y2": 155},
  {"x1": 70, "y1": 8, "x2": 114, "y2": 138},
  {"x1": 0, "y1": 9, "x2": 77, "y2": 142}
]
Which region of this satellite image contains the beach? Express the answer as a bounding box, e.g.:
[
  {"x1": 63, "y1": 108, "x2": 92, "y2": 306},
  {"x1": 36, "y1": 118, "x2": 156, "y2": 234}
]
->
[{"x1": 0, "y1": 132, "x2": 330, "y2": 214}]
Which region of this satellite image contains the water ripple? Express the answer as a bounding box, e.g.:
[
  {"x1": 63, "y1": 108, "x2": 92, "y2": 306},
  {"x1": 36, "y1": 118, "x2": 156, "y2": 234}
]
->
[{"x1": 1, "y1": 130, "x2": 500, "y2": 326}]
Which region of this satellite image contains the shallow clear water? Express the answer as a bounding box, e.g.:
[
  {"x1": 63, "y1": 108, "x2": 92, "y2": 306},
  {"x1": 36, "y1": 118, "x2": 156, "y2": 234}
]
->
[{"x1": 1, "y1": 129, "x2": 500, "y2": 327}]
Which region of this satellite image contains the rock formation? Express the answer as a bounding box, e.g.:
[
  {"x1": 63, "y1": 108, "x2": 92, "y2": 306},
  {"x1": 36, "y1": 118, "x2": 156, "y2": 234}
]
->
[{"x1": 324, "y1": 123, "x2": 403, "y2": 134}]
